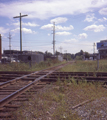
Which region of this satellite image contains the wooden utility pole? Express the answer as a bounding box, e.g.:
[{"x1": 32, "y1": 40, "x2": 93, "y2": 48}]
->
[
  {"x1": 0, "y1": 34, "x2": 2, "y2": 59},
  {"x1": 13, "y1": 13, "x2": 28, "y2": 51},
  {"x1": 52, "y1": 22, "x2": 55, "y2": 55}
]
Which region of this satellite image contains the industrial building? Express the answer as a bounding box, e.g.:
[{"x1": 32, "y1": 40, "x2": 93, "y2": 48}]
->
[
  {"x1": 2, "y1": 50, "x2": 44, "y2": 63},
  {"x1": 97, "y1": 40, "x2": 107, "y2": 59}
]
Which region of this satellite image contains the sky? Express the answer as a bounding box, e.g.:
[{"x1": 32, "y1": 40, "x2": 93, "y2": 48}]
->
[{"x1": 0, "y1": 0, "x2": 107, "y2": 54}]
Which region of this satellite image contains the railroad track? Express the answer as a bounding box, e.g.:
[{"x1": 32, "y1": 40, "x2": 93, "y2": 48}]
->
[
  {"x1": 43, "y1": 71, "x2": 107, "y2": 83},
  {"x1": 1, "y1": 61, "x2": 107, "y2": 119},
  {"x1": 0, "y1": 62, "x2": 72, "y2": 119}
]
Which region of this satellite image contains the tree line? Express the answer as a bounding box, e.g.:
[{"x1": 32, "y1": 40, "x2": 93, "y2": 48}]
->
[{"x1": 41, "y1": 50, "x2": 90, "y2": 60}]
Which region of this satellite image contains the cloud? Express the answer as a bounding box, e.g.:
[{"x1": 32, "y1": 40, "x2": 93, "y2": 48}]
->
[
  {"x1": 64, "y1": 39, "x2": 78, "y2": 43},
  {"x1": 0, "y1": 27, "x2": 9, "y2": 35},
  {"x1": 56, "y1": 31, "x2": 71, "y2": 36},
  {"x1": 41, "y1": 24, "x2": 74, "y2": 31},
  {"x1": 84, "y1": 13, "x2": 96, "y2": 22},
  {"x1": 84, "y1": 24, "x2": 105, "y2": 32},
  {"x1": 11, "y1": 27, "x2": 36, "y2": 34},
  {"x1": 56, "y1": 39, "x2": 93, "y2": 54},
  {"x1": 40, "y1": 24, "x2": 53, "y2": 30},
  {"x1": 79, "y1": 33, "x2": 88, "y2": 39},
  {"x1": 98, "y1": 17, "x2": 107, "y2": 22},
  {"x1": 99, "y1": 7, "x2": 107, "y2": 15},
  {"x1": 50, "y1": 17, "x2": 68, "y2": 24},
  {"x1": 13, "y1": 22, "x2": 39, "y2": 27},
  {"x1": 22, "y1": 28, "x2": 36, "y2": 34},
  {"x1": 0, "y1": 0, "x2": 107, "y2": 19},
  {"x1": 56, "y1": 25, "x2": 74, "y2": 31}
]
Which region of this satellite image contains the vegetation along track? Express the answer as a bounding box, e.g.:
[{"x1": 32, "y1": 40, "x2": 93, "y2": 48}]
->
[
  {"x1": 0, "y1": 61, "x2": 73, "y2": 119},
  {"x1": 0, "y1": 61, "x2": 107, "y2": 119}
]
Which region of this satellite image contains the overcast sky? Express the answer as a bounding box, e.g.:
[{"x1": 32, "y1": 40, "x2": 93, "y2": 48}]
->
[{"x1": 0, "y1": 0, "x2": 107, "y2": 54}]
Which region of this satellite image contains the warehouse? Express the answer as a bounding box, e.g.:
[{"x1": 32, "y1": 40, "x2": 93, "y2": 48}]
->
[{"x1": 2, "y1": 50, "x2": 44, "y2": 63}]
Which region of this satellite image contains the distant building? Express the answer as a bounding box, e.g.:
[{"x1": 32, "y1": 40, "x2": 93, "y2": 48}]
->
[
  {"x1": 97, "y1": 40, "x2": 107, "y2": 59},
  {"x1": 2, "y1": 50, "x2": 44, "y2": 63},
  {"x1": 58, "y1": 55, "x2": 63, "y2": 61}
]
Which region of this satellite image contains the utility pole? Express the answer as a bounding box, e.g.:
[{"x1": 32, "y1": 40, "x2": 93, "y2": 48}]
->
[
  {"x1": 8, "y1": 32, "x2": 12, "y2": 62},
  {"x1": 93, "y1": 43, "x2": 95, "y2": 54},
  {"x1": 13, "y1": 13, "x2": 28, "y2": 51},
  {"x1": 8, "y1": 32, "x2": 11, "y2": 50},
  {"x1": 59, "y1": 46, "x2": 63, "y2": 54},
  {"x1": 52, "y1": 22, "x2": 55, "y2": 56},
  {"x1": 64, "y1": 50, "x2": 67, "y2": 61}
]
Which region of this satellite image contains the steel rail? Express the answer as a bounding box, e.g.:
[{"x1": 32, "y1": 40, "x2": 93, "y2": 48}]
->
[
  {"x1": 0, "y1": 71, "x2": 39, "y2": 88},
  {"x1": 0, "y1": 70, "x2": 54, "y2": 108},
  {"x1": 0, "y1": 62, "x2": 71, "y2": 88},
  {"x1": 53, "y1": 72, "x2": 107, "y2": 76},
  {"x1": 0, "y1": 62, "x2": 71, "y2": 108},
  {"x1": 40, "y1": 76, "x2": 107, "y2": 82}
]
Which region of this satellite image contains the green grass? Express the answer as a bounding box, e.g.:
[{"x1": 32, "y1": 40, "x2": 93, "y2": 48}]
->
[
  {"x1": 60, "y1": 60, "x2": 107, "y2": 72},
  {"x1": 0, "y1": 59, "x2": 66, "y2": 71}
]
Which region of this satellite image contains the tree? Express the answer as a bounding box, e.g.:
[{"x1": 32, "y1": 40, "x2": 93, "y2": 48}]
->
[
  {"x1": 80, "y1": 50, "x2": 84, "y2": 55},
  {"x1": 75, "y1": 56, "x2": 83, "y2": 60},
  {"x1": 85, "y1": 52, "x2": 89, "y2": 59},
  {"x1": 56, "y1": 50, "x2": 60, "y2": 56}
]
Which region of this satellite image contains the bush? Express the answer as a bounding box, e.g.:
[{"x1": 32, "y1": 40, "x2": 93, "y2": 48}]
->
[{"x1": 75, "y1": 56, "x2": 83, "y2": 60}]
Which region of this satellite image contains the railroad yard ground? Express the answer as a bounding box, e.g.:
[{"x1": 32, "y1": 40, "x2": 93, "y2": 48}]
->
[
  {"x1": 12, "y1": 78, "x2": 107, "y2": 120},
  {"x1": 10, "y1": 60, "x2": 107, "y2": 120},
  {"x1": 1, "y1": 60, "x2": 107, "y2": 120}
]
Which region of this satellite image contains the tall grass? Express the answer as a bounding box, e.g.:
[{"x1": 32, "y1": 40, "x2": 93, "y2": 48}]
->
[
  {"x1": 0, "y1": 59, "x2": 65, "y2": 71},
  {"x1": 60, "y1": 60, "x2": 107, "y2": 72}
]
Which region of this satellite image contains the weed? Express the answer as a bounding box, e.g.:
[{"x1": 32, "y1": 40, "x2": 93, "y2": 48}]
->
[
  {"x1": 56, "y1": 77, "x2": 61, "y2": 86},
  {"x1": 60, "y1": 60, "x2": 107, "y2": 72},
  {"x1": 71, "y1": 77, "x2": 77, "y2": 85},
  {"x1": 59, "y1": 86, "x2": 65, "y2": 93}
]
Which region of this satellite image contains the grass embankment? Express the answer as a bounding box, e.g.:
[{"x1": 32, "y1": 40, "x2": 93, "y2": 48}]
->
[
  {"x1": 13, "y1": 80, "x2": 107, "y2": 120},
  {"x1": 60, "y1": 60, "x2": 107, "y2": 72},
  {"x1": 0, "y1": 59, "x2": 65, "y2": 71}
]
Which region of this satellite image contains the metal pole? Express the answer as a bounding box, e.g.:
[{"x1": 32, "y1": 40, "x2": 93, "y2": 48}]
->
[
  {"x1": 59, "y1": 46, "x2": 62, "y2": 54},
  {"x1": 8, "y1": 33, "x2": 12, "y2": 62},
  {"x1": 8, "y1": 32, "x2": 11, "y2": 50},
  {"x1": 20, "y1": 13, "x2": 22, "y2": 51},
  {"x1": 97, "y1": 59, "x2": 99, "y2": 70},
  {"x1": 53, "y1": 22, "x2": 55, "y2": 55},
  {"x1": 97, "y1": 54, "x2": 99, "y2": 70},
  {"x1": 93, "y1": 43, "x2": 95, "y2": 54}
]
